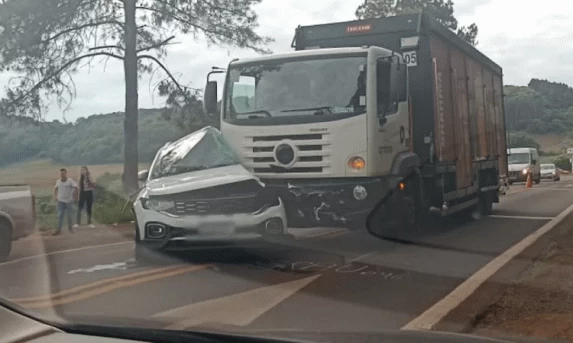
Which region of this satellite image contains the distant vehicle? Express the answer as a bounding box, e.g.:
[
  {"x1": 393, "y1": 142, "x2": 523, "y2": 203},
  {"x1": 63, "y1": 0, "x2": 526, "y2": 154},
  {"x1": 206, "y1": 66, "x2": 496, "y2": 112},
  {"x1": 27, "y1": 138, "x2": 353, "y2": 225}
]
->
[
  {"x1": 540, "y1": 163, "x2": 560, "y2": 181},
  {"x1": 507, "y1": 148, "x2": 541, "y2": 184},
  {"x1": 133, "y1": 127, "x2": 288, "y2": 263},
  {"x1": 0, "y1": 185, "x2": 36, "y2": 261}
]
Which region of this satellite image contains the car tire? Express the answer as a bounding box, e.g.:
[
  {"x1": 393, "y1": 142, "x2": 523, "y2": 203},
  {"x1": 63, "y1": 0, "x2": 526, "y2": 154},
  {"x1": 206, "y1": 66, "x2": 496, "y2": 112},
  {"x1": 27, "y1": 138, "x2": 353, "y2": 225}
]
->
[
  {"x1": 0, "y1": 221, "x2": 12, "y2": 263},
  {"x1": 534, "y1": 177, "x2": 541, "y2": 184},
  {"x1": 134, "y1": 225, "x2": 171, "y2": 265}
]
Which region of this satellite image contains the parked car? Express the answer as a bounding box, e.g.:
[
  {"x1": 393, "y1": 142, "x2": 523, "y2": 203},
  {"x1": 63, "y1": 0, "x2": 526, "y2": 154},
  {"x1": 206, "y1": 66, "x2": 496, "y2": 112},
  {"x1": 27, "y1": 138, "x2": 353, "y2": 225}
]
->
[
  {"x1": 133, "y1": 127, "x2": 288, "y2": 263},
  {"x1": 540, "y1": 163, "x2": 560, "y2": 181},
  {"x1": 0, "y1": 185, "x2": 36, "y2": 261}
]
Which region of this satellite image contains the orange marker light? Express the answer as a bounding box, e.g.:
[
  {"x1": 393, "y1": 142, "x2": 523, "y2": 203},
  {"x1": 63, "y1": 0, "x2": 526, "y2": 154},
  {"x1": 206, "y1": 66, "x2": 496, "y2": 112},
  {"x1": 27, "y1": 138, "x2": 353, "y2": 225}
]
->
[
  {"x1": 348, "y1": 157, "x2": 366, "y2": 170},
  {"x1": 399, "y1": 182, "x2": 406, "y2": 191}
]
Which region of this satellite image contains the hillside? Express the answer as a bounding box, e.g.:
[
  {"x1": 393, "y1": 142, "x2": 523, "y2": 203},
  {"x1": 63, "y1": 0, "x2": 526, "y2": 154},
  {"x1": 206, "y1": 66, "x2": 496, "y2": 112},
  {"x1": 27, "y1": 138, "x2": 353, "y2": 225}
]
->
[
  {"x1": 0, "y1": 109, "x2": 196, "y2": 167},
  {"x1": 505, "y1": 79, "x2": 573, "y2": 135}
]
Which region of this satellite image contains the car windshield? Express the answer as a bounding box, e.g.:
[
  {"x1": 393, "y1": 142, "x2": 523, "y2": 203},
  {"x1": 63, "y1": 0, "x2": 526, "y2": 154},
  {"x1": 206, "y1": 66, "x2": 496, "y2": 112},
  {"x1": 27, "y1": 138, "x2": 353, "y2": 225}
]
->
[
  {"x1": 224, "y1": 56, "x2": 367, "y2": 120},
  {"x1": 508, "y1": 153, "x2": 531, "y2": 164},
  {"x1": 149, "y1": 127, "x2": 241, "y2": 180},
  {"x1": 4, "y1": 1, "x2": 573, "y2": 343}
]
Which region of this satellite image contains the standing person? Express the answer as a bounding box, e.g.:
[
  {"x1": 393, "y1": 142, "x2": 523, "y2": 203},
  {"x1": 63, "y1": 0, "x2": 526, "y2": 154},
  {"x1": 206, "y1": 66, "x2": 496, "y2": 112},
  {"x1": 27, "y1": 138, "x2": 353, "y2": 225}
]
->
[
  {"x1": 76, "y1": 166, "x2": 96, "y2": 228},
  {"x1": 53, "y1": 168, "x2": 78, "y2": 235}
]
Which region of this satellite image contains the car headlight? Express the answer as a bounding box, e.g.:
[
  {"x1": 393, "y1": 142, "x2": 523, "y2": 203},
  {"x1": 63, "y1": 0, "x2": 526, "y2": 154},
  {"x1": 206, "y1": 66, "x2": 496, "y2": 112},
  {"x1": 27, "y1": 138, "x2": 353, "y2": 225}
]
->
[
  {"x1": 141, "y1": 198, "x2": 175, "y2": 211},
  {"x1": 522, "y1": 168, "x2": 529, "y2": 175}
]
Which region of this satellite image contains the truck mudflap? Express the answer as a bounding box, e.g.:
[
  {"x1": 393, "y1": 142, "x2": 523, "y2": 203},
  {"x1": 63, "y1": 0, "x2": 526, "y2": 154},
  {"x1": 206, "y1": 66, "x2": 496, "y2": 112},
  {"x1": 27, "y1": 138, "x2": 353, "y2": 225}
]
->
[{"x1": 263, "y1": 176, "x2": 404, "y2": 229}]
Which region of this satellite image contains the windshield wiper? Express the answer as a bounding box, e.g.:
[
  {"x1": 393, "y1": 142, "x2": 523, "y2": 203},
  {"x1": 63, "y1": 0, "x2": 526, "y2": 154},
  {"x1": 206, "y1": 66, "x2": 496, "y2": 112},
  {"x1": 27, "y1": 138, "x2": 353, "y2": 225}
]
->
[
  {"x1": 281, "y1": 106, "x2": 334, "y2": 115},
  {"x1": 240, "y1": 110, "x2": 272, "y2": 118}
]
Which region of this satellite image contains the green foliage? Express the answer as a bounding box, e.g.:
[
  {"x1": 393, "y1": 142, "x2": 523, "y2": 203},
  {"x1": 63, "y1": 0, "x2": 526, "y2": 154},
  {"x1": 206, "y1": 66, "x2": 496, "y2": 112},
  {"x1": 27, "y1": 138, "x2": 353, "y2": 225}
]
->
[
  {"x1": 355, "y1": 0, "x2": 478, "y2": 45},
  {"x1": 0, "y1": 109, "x2": 186, "y2": 166},
  {"x1": 508, "y1": 133, "x2": 540, "y2": 150},
  {"x1": 553, "y1": 156, "x2": 572, "y2": 171},
  {"x1": 92, "y1": 173, "x2": 134, "y2": 224},
  {"x1": 505, "y1": 80, "x2": 573, "y2": 135}
]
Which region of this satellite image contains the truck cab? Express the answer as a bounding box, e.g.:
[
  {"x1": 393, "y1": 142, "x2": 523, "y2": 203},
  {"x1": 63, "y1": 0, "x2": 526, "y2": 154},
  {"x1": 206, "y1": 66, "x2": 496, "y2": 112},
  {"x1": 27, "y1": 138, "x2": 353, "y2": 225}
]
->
[
  {"x1": 507, "y1": 148, "x2": 541, "y2": 184},
  {"x1": 204, "y1": 46, "x2": 412, "y2": 229}
]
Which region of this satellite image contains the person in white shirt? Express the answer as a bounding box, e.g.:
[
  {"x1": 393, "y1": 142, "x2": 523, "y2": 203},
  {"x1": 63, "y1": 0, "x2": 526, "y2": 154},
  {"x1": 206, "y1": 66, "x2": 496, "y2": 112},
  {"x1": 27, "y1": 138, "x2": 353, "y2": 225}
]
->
[{"x1": 53, "y1": 168, "x2": 79, "y2": 235}]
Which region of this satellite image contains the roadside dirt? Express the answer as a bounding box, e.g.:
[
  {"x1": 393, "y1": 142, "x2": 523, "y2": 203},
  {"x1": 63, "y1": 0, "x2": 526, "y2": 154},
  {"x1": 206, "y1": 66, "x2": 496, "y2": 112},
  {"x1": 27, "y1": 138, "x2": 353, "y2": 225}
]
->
[{"x1": 470, "y1": 224, "x2": 573, "y2": 341}]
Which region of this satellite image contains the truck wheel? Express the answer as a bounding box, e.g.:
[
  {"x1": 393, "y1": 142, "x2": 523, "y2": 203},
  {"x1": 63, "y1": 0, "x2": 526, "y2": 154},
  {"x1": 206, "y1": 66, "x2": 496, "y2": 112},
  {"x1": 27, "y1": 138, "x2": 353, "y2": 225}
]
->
[
  {"x1": 534, "y1": 178, "x2": 541, "y2": 184},
  {"x1": 472, "y1": 191, "x2": 494, "y2": 220},
  {"x1": 0, "y1": 221, "x2": 12, "y2": 262}
]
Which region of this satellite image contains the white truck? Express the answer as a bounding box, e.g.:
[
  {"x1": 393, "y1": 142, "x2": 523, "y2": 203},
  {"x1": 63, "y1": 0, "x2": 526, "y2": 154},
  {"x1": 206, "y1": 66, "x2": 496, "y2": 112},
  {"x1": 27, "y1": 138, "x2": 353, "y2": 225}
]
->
[
  {"x1": 0, "y1": 185, "x2": 36, "y2": 261},
  {"x1": 203, "y1": 13, "x2": 508, "y2": 237}
]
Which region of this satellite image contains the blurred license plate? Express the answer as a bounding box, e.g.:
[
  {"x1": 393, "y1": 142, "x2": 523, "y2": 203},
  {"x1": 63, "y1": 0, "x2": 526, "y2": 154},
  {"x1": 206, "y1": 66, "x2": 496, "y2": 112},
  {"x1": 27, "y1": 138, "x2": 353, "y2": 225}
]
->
[{"x1": 199, "y1": 223, "x2": 234, "y2": 235}]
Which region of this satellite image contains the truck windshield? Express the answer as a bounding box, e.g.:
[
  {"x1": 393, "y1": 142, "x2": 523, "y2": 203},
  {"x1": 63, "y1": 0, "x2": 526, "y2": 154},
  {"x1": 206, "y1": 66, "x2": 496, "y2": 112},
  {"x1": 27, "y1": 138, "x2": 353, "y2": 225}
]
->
[
  {"x1": 224, "y1": 55, "x2": 367, "y2": 120},
  {"x1": 508, "y1": 153, "x2": 531, "y2": 164}
]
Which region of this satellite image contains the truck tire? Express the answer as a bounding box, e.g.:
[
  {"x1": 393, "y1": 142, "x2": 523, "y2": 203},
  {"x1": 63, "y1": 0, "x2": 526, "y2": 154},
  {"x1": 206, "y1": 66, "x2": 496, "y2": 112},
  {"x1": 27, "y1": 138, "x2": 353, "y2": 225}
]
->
[
  {"x1": 534, "y1": 178, "x2": 541, "y2": 184},
  {"x1": 0, "y1": 221, "x2": 12, "y2": 262}
]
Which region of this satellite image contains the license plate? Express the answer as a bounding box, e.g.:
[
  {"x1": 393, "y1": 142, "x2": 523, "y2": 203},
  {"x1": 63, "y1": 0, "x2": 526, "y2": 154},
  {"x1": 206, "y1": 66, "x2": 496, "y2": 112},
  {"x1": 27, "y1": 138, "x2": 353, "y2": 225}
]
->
[{"x1": 199, "y1": 223, "x2": 234, "y2": 235}]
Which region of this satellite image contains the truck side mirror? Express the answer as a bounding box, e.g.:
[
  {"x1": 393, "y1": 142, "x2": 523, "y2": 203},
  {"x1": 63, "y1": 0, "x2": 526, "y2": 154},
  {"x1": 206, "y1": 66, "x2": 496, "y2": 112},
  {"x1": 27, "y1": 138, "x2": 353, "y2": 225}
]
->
[
  {"x1": 138, "y1": 170, "x2": 149, "y2": 182},
  {"x1": 203, "y1": 81, "x2": 218, "y2": 116}
]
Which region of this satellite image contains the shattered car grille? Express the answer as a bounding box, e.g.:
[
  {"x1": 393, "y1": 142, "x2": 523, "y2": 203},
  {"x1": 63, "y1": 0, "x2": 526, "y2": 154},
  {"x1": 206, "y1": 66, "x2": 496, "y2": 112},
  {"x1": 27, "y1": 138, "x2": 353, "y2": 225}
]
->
[{"x1": 168, "y1": 193, "x2": 266, "y2": 215}]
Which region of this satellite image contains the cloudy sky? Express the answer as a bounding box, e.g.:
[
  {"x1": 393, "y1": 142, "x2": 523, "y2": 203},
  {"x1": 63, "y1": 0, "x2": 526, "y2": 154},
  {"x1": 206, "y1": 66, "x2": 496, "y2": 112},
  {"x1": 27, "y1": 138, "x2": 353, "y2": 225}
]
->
[{"x1": 2, "y1": 0, "x2": 573, "y2": 121}]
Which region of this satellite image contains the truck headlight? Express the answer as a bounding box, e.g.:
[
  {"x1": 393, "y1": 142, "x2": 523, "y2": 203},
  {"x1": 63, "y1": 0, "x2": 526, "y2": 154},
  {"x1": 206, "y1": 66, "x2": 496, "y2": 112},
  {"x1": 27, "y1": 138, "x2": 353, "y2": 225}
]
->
[
  {"x1": 522, "y1": 168, "x2": 529, "y2": 175},
  {"x1": 348, "y1": 157, "x2": 366, "y2": 170},
  {"x1": 141, "y1": 198, "x2": 175, "y2": 212}
]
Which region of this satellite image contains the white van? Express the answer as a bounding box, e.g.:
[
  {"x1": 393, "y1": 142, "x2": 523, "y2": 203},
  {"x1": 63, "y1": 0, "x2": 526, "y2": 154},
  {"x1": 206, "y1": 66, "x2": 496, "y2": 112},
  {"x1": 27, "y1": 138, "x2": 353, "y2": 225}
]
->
[{"x1": 507, "y1": 148, "x2": 541, "y2": 184}]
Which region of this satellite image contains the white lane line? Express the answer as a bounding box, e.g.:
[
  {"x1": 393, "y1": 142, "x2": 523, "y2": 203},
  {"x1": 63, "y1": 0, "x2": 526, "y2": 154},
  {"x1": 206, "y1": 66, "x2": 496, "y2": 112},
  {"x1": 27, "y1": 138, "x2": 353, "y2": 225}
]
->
[
  {"x1": 401, "y1": 201, "x2": 573, "y2": 331},
  {"x1": 489, "y1": 215, "x2": 555, "y2": 220},
  {"x1": 154, "y1": 274, "x2": 321, "y2": 329},
  {"x1": 0, "y1": 241, "x2": 133, "y2": 267},
  {"x1": 350, "y1": 252, "x2": 376, "y2": 262}
]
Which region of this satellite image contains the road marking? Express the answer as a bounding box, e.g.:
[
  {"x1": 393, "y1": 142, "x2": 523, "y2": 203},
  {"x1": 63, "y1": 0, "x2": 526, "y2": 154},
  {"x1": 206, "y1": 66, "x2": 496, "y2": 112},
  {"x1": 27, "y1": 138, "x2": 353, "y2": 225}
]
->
[
  {"x1": 15, "y1": 264, "x2": 208, "y2": 309},
  {"x1": 489, "y1": 215, "x2": 555, "y2": 220},
  {"x1": 0, "y1": 241, "x2": 133, "y2": 267},
  {"x1": 13, "y1": 265, "x2": 181, "y2": 303},
  {"x1": 154, "y1": 274, "x2": 321, "y2": 329},
  {"x1": 401, "y1": 201, "x2": 573, "y2": 331},
  {"x1": 350, "y1": 252, "x2": 376, "y2": 262}
]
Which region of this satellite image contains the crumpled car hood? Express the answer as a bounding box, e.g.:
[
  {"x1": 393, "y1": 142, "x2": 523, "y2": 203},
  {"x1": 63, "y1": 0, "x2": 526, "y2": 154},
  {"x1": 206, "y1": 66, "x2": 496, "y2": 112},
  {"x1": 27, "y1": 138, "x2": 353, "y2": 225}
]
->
[{"x1": 145, "y1": 164, "x2": 260, "y2": 197}]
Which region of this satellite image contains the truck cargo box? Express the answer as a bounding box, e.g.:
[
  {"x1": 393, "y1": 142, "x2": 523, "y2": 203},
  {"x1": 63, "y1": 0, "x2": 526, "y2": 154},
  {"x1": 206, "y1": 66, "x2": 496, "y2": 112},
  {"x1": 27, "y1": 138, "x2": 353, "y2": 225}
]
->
[{"x1": 293, "y1": 12, "x2": 508, "y2": 193}]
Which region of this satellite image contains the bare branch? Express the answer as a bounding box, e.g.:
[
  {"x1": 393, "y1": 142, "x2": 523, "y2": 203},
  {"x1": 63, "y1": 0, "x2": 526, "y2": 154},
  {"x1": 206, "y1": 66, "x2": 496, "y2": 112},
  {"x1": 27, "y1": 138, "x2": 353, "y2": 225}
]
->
[
  {"x1": 137, "y1": 54, "x2": 200, "y2": 115},
  {"x1": 5, "y1": 52, "x2": 124, "y2": 108},
  {"x1": 41, "y1": 20, "x2": 124, "y2": 44},
  {"x1": 90, "y1": 45, "x2": 125, "y2": 51},
  {"x1": 136, "y1": 35, "x2": 176, "y2": 53}
]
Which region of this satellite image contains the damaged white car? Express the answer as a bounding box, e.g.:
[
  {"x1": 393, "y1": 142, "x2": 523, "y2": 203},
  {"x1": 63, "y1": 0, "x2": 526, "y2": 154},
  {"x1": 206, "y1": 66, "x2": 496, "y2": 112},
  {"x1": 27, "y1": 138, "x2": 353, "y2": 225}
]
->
[{"x1": 133, "y1": 127, "x2": 288, "y2": 262}]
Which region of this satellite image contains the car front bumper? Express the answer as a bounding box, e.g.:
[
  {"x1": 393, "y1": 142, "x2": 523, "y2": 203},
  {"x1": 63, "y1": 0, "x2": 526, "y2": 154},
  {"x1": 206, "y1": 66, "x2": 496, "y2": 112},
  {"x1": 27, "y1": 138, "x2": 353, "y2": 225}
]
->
[{"x1": 134, "y1": 198, "x2": 288, "y2": 250}]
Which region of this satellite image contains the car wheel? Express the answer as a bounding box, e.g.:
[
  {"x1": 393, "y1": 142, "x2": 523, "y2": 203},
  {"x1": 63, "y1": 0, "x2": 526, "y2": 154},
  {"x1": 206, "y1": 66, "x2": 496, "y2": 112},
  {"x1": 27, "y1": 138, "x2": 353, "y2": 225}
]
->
[{"x1": 0, "y1": 221, "x2": 12, "y2": 262}]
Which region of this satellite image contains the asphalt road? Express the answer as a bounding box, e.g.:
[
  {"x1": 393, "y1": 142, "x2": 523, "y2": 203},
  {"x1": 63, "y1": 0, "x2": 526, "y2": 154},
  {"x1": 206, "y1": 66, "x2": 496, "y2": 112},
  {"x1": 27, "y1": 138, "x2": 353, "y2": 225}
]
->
[{"x1": 2, "y1": 178, "x2": 573, "y2": 337}]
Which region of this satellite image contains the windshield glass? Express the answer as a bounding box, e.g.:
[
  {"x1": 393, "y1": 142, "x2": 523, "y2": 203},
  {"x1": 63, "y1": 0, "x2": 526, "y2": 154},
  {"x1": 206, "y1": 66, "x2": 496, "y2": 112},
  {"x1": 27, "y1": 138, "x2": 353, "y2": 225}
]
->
[
  {"x1": 224, "y1": 55, "x2": 367, "y2": 119},
  {"x1": 508, "y1": 153, "x2": 531, "y2": 164},
  {"x1": 5, "y1": 1, "x2": 573, "y2": 343},
  {"x1": 149, "y1": 127, "x2": 240, "y2": 180}
]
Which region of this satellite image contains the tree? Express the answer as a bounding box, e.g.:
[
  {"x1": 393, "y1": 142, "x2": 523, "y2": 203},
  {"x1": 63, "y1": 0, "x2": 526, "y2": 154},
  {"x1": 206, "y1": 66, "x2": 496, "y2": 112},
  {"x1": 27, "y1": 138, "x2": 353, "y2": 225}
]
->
[
  {"x1": 355, "y1": 0, "x2": 478, "y2": 46},
  {"x1": 0, "y1": 0, "x2": 272, "y2": 191}
]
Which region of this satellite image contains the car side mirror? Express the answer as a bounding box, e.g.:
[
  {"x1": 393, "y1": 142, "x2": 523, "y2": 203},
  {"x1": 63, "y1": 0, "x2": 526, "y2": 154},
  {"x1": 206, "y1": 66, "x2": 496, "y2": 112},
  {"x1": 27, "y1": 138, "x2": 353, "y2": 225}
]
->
[
  {"x1": 138, "y1": 170, "x2": 149, "y2": 182},
  {"x1": 532, "y1": 160, "x2": 537, "y2": 166},
  {"x1": 203, "y1": 81, "x2": 218, "y2": 116}
]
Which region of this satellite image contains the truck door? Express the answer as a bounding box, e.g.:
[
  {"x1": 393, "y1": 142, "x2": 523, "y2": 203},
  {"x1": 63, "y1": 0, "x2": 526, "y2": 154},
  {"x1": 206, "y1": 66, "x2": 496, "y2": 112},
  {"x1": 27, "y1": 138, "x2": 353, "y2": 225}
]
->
[{"x1": 369, "y1": 57, "x2": 409, "y2": 176}]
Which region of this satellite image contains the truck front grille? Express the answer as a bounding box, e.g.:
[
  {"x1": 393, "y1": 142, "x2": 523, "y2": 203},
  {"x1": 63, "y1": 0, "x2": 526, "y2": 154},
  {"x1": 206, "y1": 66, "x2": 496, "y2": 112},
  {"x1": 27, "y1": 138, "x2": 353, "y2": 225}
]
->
[{"x1": 243, "y1": 133, "x2": 332, "y2": 175}]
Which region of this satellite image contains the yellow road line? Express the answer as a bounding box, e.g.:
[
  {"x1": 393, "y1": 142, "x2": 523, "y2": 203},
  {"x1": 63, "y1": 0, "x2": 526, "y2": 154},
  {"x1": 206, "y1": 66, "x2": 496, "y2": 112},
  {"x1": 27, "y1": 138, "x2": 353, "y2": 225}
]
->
[
  {"x1": 13, "y1": 265, "x2": 182, "y2": 303},
  {"x1": 15, "y1": 264, "x2": 208, "y2": 309}
]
